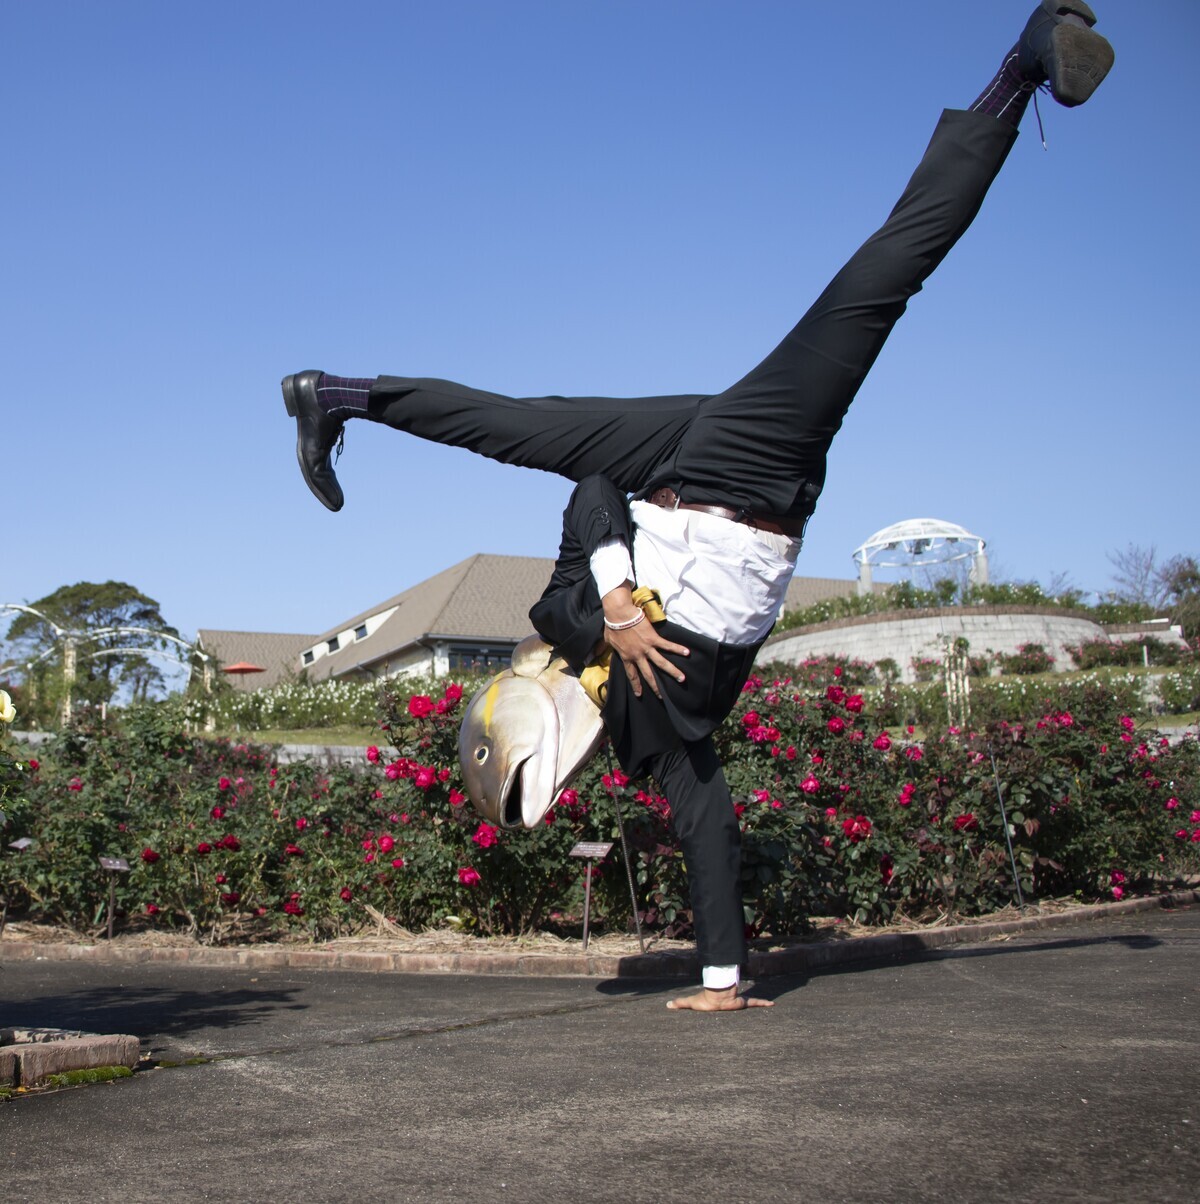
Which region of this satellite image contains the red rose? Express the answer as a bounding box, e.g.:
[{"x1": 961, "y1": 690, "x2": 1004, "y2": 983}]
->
[
  {"x1": 873, "y1": 733, "x2": 892, "y2": 751},
  {"x1": 449, "y1": 789, "x2": 466, "y2": 807},
  {"x1": 800, "y1": 775, "x2": 820, "y2": 795},
  {"x1": 196, "y1": 842, "x2": 213, "y2": 855},
  {"x1": 826, "y1": 685, "x2": 846, "y2": 704},
  {"x1": 841, "y1": 815, "x2": 872, "y2": 843},
  {"x1": 283, "y1": 900, "x2": 304, "y2": 916},
  {"x1": 28, "y1": 759, "x2": 39, "y2": 771},
  {"x1": 141, "y1": 848, "x2": 161, "y2": 863},
  {"x1": 384, "y1": 763, "x2": 402, "y2": 781},
  {"x1": 211, "y1": 805, "x2": 225, "y2": 820},
  {"x1": 378, "y1": 834, "x2": 395, "y2": 853},
  {"x1": 284, "y1": 843, "x2": 304, "y2": 856},
  {"x1": 458, "y1": 866, "x2": 481, "y2": 886},
  {"x1": 953, "y1": 814, "x2": 978, "y2": 833},
  {"x1": 408, "y1": 695, "x2": 434, "y2": 719},
  {"x1": 444, "y1": 683, "x2": 463, "y2": 704},
  {"x1": 68, "y1": 777, "x2": 83, "y2": 792},
  {"x1": 414, "y1": 766, "x2": 436, "y2": 790},
  {"x1": 473, "y1": 823, "x2": 500, "y2": 848},
  {"x1": 366, "y1": 746, "x2": 381, "y2": 763},
  {"x1": 391, "y1": 857, "x2": 406, "y2": 869},
  {"x1": 219, "y1": 834, "x2": 241, "y2": 851},
  {"x1": 218, "y1": 776, "x2": 231, "y2": 791},
  {"x1": 146, "y1": 903, "x2": 160, "y2": 915},
  {"x1": 339, "y1": 887, "x2": 353, "y2": 902},
  {"x1": 221, "y1": 892, "x2": 240, "y2": 905},
  {"x1": 827, "y1": 717, "x2": 845, "y2": 735},
  {"x1": 845, "y1": 695, "x2": 864, "y2": 714}
]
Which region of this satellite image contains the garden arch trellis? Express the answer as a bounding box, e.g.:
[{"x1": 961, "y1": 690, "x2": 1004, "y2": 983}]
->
[{"x1": 0, "y1": 603, "x2": 211, "y2": 722}]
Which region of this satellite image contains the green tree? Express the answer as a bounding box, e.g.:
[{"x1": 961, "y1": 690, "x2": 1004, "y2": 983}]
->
[{"x1": 4, "y1": 581, "x2": 181, "y2": 725}]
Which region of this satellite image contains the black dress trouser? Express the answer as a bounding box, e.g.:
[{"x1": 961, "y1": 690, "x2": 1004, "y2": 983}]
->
[{"x1": 367, "y1": 109, "x2": 1020, "y2": 969}]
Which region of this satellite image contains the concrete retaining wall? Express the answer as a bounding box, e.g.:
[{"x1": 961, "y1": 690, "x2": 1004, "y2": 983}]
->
[{"x1": 762, "y1": 606, "x2": 1107, "y2": 683}]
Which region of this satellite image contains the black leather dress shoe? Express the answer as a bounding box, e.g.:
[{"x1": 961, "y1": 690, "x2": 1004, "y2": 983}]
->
[
  {"x1": 1019, "y1": 1, "x2": 1114, "y2": 107},
  {"x1": 282, "y1": 371, "x2": 345, "y2": 512}
]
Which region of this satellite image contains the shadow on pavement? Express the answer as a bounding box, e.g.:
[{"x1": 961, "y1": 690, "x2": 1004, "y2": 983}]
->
[{"x1": 0, "y1": 982, "x2": 307, "y2": 1040}]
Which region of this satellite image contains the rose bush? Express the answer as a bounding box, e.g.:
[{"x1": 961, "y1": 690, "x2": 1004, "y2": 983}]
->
[{"x1": 1, "y1": 664, "x2": 1197, "y2": 942}]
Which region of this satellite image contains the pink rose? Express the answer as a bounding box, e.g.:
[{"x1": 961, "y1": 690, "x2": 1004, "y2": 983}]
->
[
  {"x1": 1111, "y1": 885, "x2": 1124, "y2": 901},
  {"x1": 1120, "y1": 716, "x2": 1135, "y2": 732},
  {"x1": 473, "y1": 822, "x2": 500, "y2": 848}
]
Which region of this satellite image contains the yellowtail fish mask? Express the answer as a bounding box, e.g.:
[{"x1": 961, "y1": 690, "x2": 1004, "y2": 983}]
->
[{"x1": 457, "y1": 635, "x2": 605, "y2": 829}]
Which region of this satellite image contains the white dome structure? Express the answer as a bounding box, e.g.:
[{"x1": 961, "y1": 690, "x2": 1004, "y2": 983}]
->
[{"x1": 852, "y1": 518, "x2": 988, "y2": 595}]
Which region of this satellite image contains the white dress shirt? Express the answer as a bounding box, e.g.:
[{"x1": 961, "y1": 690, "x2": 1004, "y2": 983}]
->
[{"x1": 589, "y1": 499, "x2": 800, "y2": 645}]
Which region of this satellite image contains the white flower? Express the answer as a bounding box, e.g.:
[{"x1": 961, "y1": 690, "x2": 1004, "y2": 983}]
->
[{"x1": 0, "y1": 689, "x2": 15, "y2": 724}]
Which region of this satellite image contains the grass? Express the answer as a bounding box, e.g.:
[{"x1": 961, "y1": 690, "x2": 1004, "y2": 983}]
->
[{"x1": 202, "y1": 725, "x2": 380, "y2": 748}]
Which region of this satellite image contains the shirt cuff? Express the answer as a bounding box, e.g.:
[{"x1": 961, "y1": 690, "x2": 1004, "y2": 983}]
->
[
  {"x1": 590, "y1": 538, "x2": 633, "y2": 600},
  {"x1": 702, "y1": 964, "x2": 740, "y2": 990}
]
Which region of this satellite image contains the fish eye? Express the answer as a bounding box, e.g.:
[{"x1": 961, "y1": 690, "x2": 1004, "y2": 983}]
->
[{"x1": 475, "y1": 746, "x2": 488, "y2": 763}]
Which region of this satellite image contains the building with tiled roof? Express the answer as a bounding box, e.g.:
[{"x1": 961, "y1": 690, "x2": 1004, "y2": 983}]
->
[
  {"x1": 195, "y1": 629, "x2": 317, "y2": 692},
  {"x1": 197, "y1": 555, "x2": 869, "y2": 690}
]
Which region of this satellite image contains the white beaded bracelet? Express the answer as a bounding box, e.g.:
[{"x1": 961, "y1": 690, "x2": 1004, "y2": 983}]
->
[{"x1": 603, "y1": 609, "x2": 646, "y2": 632}]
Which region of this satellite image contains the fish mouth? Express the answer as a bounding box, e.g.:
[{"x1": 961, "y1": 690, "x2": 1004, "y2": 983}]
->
[{"x1": 500, "y1": 757, "x2": 530, "y2": 829}]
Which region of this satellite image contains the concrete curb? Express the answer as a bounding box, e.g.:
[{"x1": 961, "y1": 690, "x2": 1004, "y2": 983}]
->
[
  {"x1": 1, "y1": 1032, "x2": 140, "y2": 1088},
  {"x1": 3, "y1": 890, "x2": 1195, "y2": 981}
]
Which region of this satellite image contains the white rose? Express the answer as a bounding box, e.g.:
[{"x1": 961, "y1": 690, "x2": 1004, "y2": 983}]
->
[{"x1": 0, "y1": 689, "x2": 14, "y2": 724}]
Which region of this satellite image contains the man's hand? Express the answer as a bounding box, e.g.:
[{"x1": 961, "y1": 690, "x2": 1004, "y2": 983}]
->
[{"x1": 601, "y1": 584, "x2": 689, "y2": 699}]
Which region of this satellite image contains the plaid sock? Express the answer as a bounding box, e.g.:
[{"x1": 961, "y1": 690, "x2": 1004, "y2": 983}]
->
[
  {"x1": 316, "y1": 374, "x2": 375, "y2": 418},
  {"x1": 969, "y1": 46, "x2": 1036, "y2": 128}
]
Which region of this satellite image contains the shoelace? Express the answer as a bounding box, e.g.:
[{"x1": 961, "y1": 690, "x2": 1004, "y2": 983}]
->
[{"x1": 333, "y1": 428, "x2": 345, "y2": 463}]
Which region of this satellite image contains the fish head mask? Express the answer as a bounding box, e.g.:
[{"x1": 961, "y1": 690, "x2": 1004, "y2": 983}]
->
[{"x1": 458, "y1": 635, "x2": 605, "y2": 829}]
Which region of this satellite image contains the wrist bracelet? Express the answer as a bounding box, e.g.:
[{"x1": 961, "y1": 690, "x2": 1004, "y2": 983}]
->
[{"x1": 604, "y1": 609, "x2": 646, "y2": 632}]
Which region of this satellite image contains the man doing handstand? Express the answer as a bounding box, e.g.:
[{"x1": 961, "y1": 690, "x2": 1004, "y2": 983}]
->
[{"x1": 282, "y1": 4, "x2": 1114, "y2": 1011}]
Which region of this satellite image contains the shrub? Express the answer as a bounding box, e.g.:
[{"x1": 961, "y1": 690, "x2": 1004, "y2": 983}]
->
[
  {"x1": 4, "y1": 667, "x2": 1197, "y2": 942},
  {"x1": 993, "y1": 643, "x2": 1056, "y2": 676}
]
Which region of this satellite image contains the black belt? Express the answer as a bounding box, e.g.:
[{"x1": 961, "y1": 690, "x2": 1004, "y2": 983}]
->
[{"x1": 645, "y1": 487, "x2": 806, "y2": 539}]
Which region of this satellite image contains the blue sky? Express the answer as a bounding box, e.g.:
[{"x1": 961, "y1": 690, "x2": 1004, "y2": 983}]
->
[{"x1": 4, "y1": 1, "x2": 1197, "y2": 665}]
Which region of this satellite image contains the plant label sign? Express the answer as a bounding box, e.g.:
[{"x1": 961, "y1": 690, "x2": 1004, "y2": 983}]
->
[
  {"x1": 98, "y1": 856, "x2": 130, "y2": 872},
  {"x1": 569, "y1": 841, "x2": 614, "y2": 860}
]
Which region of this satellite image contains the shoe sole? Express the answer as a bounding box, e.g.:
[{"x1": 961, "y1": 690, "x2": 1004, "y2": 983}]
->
[
  {"x1": 282, "y1": 373, "x2": 343, "y2": 512},
  {"x1": 1049, "y1": 23, "x2": 1114, "y2": 107}
]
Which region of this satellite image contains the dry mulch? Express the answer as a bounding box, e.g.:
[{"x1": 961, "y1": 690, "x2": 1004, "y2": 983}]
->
[{"x1": 0, "y1": 894, "x2": 1140, "y2": 959}]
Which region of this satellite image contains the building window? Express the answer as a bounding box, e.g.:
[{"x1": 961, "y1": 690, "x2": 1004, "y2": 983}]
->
[
  {"x1": 303, "y1": 650, "x2": 314, "y2": 665},
  {"x1": 327, "y1": 636, "x2": 340, "y2": 653},
  {"x1": 448, "y1": 643, "x2": 515, "y2": 671},
  {"x1": 355, "y1": 624, "x2": 368, "y2": 641}
]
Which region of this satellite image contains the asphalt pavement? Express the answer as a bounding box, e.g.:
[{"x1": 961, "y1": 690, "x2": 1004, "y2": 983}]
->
[{"x1": 1, "y1": 906, "x2": 1197, "y2": 1203}]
